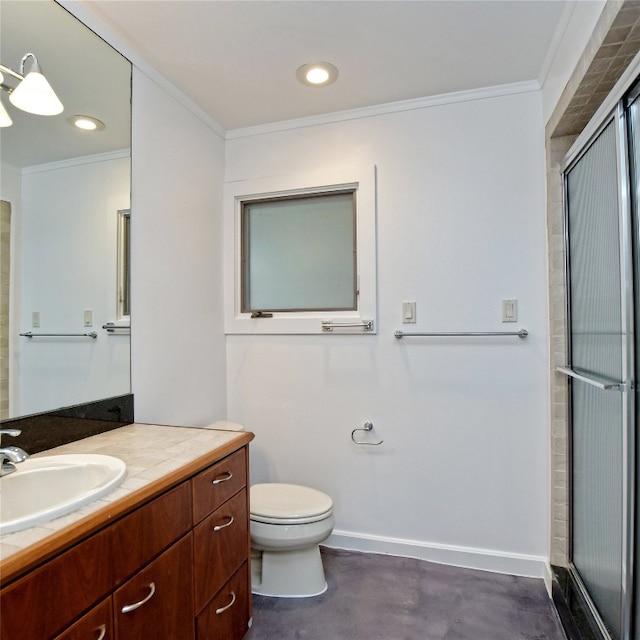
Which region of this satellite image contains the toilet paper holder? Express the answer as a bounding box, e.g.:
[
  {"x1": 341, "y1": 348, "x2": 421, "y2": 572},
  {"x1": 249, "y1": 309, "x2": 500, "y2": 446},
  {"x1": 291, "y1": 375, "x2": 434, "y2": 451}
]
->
[{"x1": 351, "y1": 422, "x2": 383, "y2": 446}]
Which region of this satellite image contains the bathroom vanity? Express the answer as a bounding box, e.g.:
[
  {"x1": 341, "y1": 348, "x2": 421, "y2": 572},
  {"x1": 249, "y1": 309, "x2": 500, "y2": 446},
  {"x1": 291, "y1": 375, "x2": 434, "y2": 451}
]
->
[{"x1": 0, "y1": 424, "x2": 254, "y2": 640}]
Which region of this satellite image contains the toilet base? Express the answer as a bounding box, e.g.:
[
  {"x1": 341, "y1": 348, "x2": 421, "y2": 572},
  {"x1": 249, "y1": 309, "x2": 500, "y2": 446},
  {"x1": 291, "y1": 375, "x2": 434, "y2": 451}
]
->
[{"x1": 251, "y1": 545, "x2": 327, "y2": 598}]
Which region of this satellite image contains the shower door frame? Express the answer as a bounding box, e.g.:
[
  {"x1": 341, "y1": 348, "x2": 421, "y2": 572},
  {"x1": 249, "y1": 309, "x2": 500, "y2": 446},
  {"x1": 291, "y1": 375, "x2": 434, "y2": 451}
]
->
[{"x1": 562, "y1": 100, "x2": 636, "y2": 640}]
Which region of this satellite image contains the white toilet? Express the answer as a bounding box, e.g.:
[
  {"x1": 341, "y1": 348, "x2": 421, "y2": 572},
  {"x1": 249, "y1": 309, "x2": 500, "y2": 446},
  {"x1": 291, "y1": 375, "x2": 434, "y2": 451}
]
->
[{"x1": 250, "y1": 482, "x2": 335, "y2": 598}]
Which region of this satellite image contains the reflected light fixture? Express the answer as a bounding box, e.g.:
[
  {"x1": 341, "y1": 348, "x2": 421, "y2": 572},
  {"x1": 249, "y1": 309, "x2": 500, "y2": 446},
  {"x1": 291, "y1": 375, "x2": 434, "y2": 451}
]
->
[
  {"x1": 0, "y1": 71, "x2": 11, "y2": 127},
  {"x1": 0, "y1": 52, "x2": 63, "y2": 127},
  {"x1": 296, "y1": 62, "x2": 339, "y2": 87}
]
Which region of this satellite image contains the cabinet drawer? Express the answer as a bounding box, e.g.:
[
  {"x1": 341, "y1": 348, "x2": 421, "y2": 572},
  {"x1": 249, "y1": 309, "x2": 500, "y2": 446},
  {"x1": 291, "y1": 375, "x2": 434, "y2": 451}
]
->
[
  {"x1": 111, "y1": 481, "x2": 192, "y2": 585},
  {"x1": 196, "y1": 561, "x2": 250, "y2": 640},
  {"x1": 192, "y1": 448, "x2": 247, "y2": 524},
  {"x1": 193, "y1": 489, "x2": 249, "y2": 613},
  {"x1": 54, "y1": 597, "x2": 113, "y2": 640},
  {"x1": 0, "y1": 528, "x2": 112, "y2": 640},
  {"x1": 114, "y1": 533, "x2": 195, "y2": 640}
]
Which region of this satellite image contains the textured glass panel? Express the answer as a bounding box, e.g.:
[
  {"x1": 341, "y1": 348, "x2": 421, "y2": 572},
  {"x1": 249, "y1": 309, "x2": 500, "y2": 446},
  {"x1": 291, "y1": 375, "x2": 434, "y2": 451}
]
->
[
  {"x1": 566, "y1": 122, "x2": 622, "y2": 381},
  {"x1": 571, "y1": 382, "x2": 623, "y2": 639},
  {"x1": 566, "y1": 120, "x2": 623, "y2": 640},
  {"x1": 242, "y1": 192, "x2": 356, "y2": 311}
]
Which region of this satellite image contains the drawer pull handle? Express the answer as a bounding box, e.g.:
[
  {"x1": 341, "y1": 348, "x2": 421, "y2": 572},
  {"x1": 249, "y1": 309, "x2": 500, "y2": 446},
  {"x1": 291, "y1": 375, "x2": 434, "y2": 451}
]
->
[
  {"x1": 95, "y1": 624, "x2": 106, "y2": 640},
  {"x1": 213, "y1": 515, "x2": 234, "y2": 531},
  {"x1": 212, "y1": 471, "x2": 233, "y2": 485},
  {"x1": 215, "y1": 591, "x2": 236, "y2": 615},
  {"x1": 121, "y1": 582, "x2": 156, "y2": 613}
]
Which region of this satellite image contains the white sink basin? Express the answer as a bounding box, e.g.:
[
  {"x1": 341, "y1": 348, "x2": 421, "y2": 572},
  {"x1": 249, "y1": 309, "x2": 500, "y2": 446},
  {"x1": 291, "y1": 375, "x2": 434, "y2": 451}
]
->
[{"x1": 0, "y1": 454, "x2": 127, "y2": 535}]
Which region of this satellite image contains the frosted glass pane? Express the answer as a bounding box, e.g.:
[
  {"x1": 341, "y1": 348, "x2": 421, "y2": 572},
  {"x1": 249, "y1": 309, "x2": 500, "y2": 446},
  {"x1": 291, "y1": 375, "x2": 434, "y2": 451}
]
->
[
  {"x1": 566, "y1": 119, "x2": 623, "y2": 639},
  {"x1": 242, "y1": 192, "x2": 356, "y2": 311}
]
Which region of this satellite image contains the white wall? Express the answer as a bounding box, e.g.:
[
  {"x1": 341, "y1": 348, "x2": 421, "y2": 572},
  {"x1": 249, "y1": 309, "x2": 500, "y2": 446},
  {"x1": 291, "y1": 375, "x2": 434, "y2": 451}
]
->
[
  {"x1": 225, "y1": 90, "x2": 551, "y2": 575},
  {"x1": 130, "y1": 68, "x2": 227, "y2": 425},
  {"x1": 16, "y1": 155, "x2": 130, "y2": 416}
]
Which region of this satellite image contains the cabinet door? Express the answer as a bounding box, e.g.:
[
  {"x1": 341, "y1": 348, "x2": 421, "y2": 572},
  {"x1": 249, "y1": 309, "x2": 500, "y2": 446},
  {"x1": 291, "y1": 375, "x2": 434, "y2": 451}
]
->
[
  {"x1": 111, "y1": 481, "x2": 192, "y2": 586},
  {"x1": 196, "y1": 562, "x2": 249, "y2": 640},
  {"x1": 0, "y1": 528, "x2": 112, "y2": 640},
  {"x1": 192, "y1": 448, "x2": 247, "y2": 524},
  {"x1": 54, "y1": 597, "x2": 113, "y2": 640},
  {"x1": 114, "y1": 534, "x2": 195, "y2": 640},
  {"x1": 193, "y1": 489, "x2": 248, "y2": 613}
]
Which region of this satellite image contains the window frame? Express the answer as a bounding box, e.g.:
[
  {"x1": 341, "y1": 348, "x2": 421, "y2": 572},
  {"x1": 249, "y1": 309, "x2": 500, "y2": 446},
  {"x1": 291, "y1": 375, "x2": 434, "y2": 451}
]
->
[
  {"x1": 224, "y1": 166, "x2": 377, "y2": 335},
  {"x1": 116, "y1": 208, "x2": 131, "y2": 321}
]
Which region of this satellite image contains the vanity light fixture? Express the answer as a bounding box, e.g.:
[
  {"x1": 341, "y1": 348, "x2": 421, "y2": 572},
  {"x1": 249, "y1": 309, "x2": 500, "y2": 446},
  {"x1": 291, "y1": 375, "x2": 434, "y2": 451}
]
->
[
  {"x1": 296, "y1": 62, "x2": 339, "y2": 87},
  {"x1": 0, "y1": 53, "x2": 63, "y2": 126},
  {"x1": 68, "y1": 115, "x2": 105, "y2": 132}
]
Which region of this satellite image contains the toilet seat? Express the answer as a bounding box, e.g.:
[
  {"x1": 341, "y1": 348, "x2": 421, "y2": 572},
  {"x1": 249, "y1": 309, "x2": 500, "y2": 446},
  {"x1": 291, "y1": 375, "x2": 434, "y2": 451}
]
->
[{"x1": 250, "y1": 483, "x2": 333, "y2": 525}]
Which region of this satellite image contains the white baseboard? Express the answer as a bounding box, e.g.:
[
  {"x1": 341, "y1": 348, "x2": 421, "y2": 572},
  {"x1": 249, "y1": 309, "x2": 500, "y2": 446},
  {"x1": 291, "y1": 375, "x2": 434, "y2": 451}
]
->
[{"x1": 324, "y1": 529, "x2": 549, "y2": 581}]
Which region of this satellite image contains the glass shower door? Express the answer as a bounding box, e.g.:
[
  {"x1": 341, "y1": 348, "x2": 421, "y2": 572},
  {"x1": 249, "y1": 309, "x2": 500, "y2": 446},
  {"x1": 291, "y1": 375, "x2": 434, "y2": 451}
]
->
[{"x1": 564, "y1": 114, "x2": 633, "y2": 640}]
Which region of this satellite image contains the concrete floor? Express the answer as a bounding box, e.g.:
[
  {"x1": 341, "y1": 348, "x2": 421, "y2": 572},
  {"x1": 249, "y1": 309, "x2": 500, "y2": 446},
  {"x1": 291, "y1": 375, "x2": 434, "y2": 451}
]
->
[{"x1": 245, "y1": 548, "x2": 566, "y2": 640}]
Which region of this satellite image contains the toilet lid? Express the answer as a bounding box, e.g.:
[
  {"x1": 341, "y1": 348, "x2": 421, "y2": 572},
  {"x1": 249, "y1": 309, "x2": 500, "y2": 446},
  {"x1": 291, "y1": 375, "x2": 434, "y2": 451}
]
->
[{"x1": 250, "y1": 483, "x2": 333, "y2": 522}]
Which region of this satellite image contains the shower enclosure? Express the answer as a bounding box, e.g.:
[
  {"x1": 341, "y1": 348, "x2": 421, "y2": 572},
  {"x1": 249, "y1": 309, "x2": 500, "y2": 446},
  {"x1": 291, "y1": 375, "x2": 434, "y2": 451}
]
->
[{"x1": 561, "y1": 77, "x2": 640, "y2": 640}]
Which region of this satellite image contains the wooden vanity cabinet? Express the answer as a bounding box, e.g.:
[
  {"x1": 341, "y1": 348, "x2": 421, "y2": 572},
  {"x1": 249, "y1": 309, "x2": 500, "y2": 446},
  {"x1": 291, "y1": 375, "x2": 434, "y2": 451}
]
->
[{"x1": 0, "y1": 444, "x2": 252, "y2": 640}]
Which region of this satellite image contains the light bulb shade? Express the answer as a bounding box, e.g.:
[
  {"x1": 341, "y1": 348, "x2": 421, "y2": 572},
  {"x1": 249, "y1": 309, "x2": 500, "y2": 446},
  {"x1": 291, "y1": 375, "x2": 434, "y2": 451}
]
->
[
  {"x1": 0, "y1": 97, "x2": 12, "y2": 127},
  {"x1": 9, "y1": 69, "x2": 63, "y2": 116}
]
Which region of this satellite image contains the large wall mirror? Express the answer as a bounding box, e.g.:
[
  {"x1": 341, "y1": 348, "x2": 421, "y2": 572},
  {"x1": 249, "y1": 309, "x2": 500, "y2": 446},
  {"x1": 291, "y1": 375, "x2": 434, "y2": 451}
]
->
[{"x1": 0, "y1": 0, "x2": 132, "y2": 420}]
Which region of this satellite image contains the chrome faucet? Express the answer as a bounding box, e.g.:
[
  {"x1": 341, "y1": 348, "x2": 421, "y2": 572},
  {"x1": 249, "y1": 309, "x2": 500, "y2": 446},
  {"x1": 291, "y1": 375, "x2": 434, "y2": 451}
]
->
[{"x1": 0, "y1": 429, "x2": 29, "y2": 476}]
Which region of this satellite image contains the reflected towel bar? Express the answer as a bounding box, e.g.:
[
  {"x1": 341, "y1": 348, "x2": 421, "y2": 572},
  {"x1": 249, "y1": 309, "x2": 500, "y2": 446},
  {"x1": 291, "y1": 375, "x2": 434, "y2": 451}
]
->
[
  {"x1": 322, "y1": 320, "x2": 374, "y2": 332},
  {"x1": 394, "y1": 328, "x2": 529, "y2": 339},
  {"x1": 102, "y1": 322, "x2": 131, "y2": 333},
  {"x1": 20, "y1": 331, "x2": 98, "y2": 339}
]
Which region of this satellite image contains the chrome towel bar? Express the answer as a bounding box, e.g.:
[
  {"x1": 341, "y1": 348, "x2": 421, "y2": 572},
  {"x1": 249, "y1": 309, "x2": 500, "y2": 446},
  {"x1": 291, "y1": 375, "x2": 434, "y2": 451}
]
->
[
  {"x1": 20, "y1": 331, "x2": 97, "y2": 339},
  {"x1": 322, "y1": 320, "x2": 373, "y2": 332},
  {"x1": 394, "y1": 328, "x2": 529, "y2": 339}
]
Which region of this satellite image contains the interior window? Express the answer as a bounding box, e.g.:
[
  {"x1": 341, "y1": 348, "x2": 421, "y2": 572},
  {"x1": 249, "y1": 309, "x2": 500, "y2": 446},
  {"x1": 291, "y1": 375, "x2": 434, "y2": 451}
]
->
[
  {"x1": 224, "y1": 165, "x2": 377, "y2": 335},
  {"x1": 241, "y1": 190, "x2": 357, "y2": 313}
]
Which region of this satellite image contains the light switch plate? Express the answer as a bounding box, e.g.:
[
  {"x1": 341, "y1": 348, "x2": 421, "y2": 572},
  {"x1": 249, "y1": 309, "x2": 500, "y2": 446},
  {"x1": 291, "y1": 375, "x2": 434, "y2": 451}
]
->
[
  {"x1": 83, "y1": 309, "x2": 93, "y2": 327},
  {"x1": 402, "y1": 301, "x2": 416, "y2": 324},
  {"x1": 502, "y1": 299, "x2": 517, "y2": 323}
]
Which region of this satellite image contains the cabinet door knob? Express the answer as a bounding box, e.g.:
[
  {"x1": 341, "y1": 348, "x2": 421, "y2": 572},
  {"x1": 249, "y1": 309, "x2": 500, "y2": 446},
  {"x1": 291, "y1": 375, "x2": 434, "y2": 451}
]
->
[
  {"x1": 211, "y1": 470, "x2": 233, "y2": 485},
  {"x1": 121, "y1": 582, "x2": 156, "y2": 613},
  {"x1": 213, "y1": 515, "x2": 234, "y2": 532},
  {"x1": 215, "y1": 591, "x2": 236, "y2": 615},
  {"x1": 95, "y1": 624, "x2": 107, "y2": 640}
]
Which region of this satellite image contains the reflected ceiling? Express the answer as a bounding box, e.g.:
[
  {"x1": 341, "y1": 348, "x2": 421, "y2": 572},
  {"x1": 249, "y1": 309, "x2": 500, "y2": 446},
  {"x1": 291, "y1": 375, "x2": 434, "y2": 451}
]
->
[{"x1": 0, "y1": 0, "x2": 130, "y2": 168}]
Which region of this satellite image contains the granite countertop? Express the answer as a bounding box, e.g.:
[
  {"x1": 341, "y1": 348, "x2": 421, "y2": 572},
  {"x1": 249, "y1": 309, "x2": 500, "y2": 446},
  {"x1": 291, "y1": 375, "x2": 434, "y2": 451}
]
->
[{"x1": 0, "y1": 423, "x2": 252, "y2": 573}]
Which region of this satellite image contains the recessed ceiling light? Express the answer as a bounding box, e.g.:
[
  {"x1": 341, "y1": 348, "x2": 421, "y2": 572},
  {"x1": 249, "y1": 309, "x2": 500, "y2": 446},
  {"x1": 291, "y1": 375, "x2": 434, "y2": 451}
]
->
[
  {"x1": 68, "y1": 115, "x2": 105, "y2": 131},
  {"x1": 296, "y1": 62, "x2": 338, "y2": 87}
]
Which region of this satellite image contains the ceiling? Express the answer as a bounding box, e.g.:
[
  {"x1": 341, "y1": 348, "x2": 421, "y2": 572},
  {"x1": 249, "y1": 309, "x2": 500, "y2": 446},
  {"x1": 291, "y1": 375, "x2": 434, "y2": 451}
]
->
[
  {"x1": 0, "y1": 0, "x2": 583, "y2": 168},
  {"x1": 86, "y1": 0, "x2": 576, "y2": 131}
]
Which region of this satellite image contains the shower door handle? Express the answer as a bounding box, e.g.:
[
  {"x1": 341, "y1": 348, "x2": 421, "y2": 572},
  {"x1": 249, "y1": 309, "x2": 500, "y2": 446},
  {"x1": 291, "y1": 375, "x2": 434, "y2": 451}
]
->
[{"x1": 556, "y1": 366, "x2": 627, "y2": 391}]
